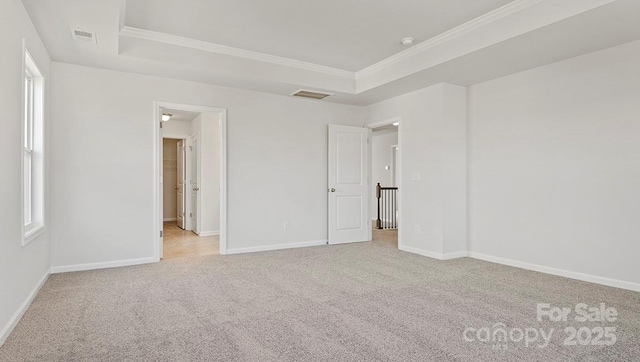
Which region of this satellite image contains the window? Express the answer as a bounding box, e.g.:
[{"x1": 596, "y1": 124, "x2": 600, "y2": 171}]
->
[{"x1": 23, "y1": 49, "x2": 44, "y2": 245}]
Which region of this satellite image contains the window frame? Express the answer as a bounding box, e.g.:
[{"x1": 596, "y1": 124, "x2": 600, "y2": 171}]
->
[{"x1": 22, "y1": 45, "x2": 45, "y2": 246}]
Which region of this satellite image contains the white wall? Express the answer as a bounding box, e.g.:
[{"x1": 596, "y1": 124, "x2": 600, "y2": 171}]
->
[
  {"x1": 0, "y1": 0, "x2": 51, "y2": 345},
  {"x1": 196, "y1": 113, "x2": 222, "y2": 235},
  {"x1": 365, "y1": 83, "x2": 468, "y2": 258},
  {"x1": 163, "y1": 120, "x2": 191, "y2": 137},
  {"x1": 371, "y1": 131, "x2": 397, "y2": 218},
  {"x1": 162, "y1": 138, "x2": 179, "y2": 220},
  {"x1": 468, "y1": 39, "x2": 640, "y2": 288},
  {"x1": 49, "y1": 63, "x2": 365, "y2": 267}
]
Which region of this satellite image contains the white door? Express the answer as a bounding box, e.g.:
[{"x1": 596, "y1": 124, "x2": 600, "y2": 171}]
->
[
  {"x1": 328, "y1": 125, "x2": 370, "y2": 244},
  {"x1": 189, "y1": 135, "x2": 199, "y2": 234},
  {"x1": 176, "y1": 140, "x2": 186, "y2": 229}
]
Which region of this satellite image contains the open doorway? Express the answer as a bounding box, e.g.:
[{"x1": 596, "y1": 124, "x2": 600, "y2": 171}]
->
[
  {"x1": 154, "y1": 102, "x2": 227, "y2": 260},
  {"x1": 369, "y1": 119, "x2": 400, "y2": 249}
]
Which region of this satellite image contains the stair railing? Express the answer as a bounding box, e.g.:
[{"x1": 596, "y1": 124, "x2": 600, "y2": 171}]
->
[{"x1": 376, "y1": 183, "x2": 398, "y2": 229}]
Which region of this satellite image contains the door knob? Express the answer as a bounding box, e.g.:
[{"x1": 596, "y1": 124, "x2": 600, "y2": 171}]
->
[
  {"x1": 174, "y1": 187, "x2": 179, "y2": 190},
  {"x1": 330, "y1": 188, "x2": 336, "y2": 192}
]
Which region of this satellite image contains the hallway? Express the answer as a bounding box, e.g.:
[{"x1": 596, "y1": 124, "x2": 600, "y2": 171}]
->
[
  {"x1": 162, "y1": 222, "x2": 219, "y2": 259},
  {"x1": 372, "y1": 226, "x2": 398, "y2": 249}
]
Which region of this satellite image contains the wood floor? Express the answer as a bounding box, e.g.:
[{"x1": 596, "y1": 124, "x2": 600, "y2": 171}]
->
[
  {"x1": 162, "y1": 222, "x2": 397, "y2": 260},
  {"x1": 372, "y1": 227, "x2": 398, "y2": 248},
  {"x1": 162, "y1": 221, "x2": 219, "y2": 260}
]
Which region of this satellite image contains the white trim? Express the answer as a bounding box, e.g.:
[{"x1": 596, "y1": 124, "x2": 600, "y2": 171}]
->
[
  {"x1": 154, "y1": 102, "x2": 228, "y2": 259},
  {"x1": 118, "y1": 0, "x2": 127, "y2": 31},
  {"x1": 367, "y1": 117, "x2": 401, "y2": 130},
  {"x1": 399, "y1": 245, "x2": 446, "y2": 260},
  {"x1": 117, "y1": 0, "x2": 612, "y2": 96},
  {"x1": 219, "y1": 110, "x2": 228, "y2": 255},
  {"x1": 226, "y1": 240, "x2": 327, "y2": 255},
  {"x1": 50, "y1": 257, "x2": 157, "y2": 274},
  {"x1": 21, "y1": 42, "x2": 47, "y2": 247},
  {"x1": 23, "y1": 225, "x2": 45, "y2": 244},
  {"x1": 119, "y1": 1, "x2": 544, "y2": 82},
  {"x1": 163, "y1": 135, "x2": 188, "y2": 232},
  {"x1": 399, "y1": 245, "x2": 468, "y2": 260},
  {"x1": 443, "y1": 251, "x2": 469, "y2": 260},
  {"x1": 0, "y1": 270, "x2": 49, "y2": 347},
  {"x1": 20, "y1": 40, "x2": 26, "y2": 246},
  {"x1": 399, "y1": 246, "x2": 640, "y2": 292},
  {"x1": 367, "y1": 117, "x2": 402, "y2": 249},
  {"x1": 163, "y1": 134, "x2": 188, "y2": 140},
  {"x1": 355, "y1": 0, "x2": 544, "y2": 79},
  {"x1": 188, "y1": 133, "x2": 201, "y2": 235},
  {"x1": 328, "y1": 239, "x2": 369, "y2": 246},
  {"x1": 390, "y1": 143, "x2": 398, "y2": 187},
  {"x1": 120, "y1": 26, "x2": 354, "y2": 79},
  {"x1": 468, "y1": 252, "x2": 640, "y2": 292},
  {"x1": 199, "y1": 230, "x2": 219, "y2": 237}
]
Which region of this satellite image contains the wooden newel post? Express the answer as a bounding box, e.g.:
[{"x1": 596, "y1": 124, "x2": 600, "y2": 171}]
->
[{"x1": 376, "y1": 183, "x2": 382, "y2": 229}]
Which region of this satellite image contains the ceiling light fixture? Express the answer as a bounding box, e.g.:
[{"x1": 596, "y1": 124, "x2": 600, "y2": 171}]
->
[
  {"x1": 401, "y1": 37, "x2": 414, "y2": 46},
  {"x1": 162, "y1": 113, "x2": 172, "y2": 122},
  {"x1": 393, "y1": 122, "x2": 399, "y2": 126}
]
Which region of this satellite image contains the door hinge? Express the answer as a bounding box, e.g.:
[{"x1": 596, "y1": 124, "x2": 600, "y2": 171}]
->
[
  {"x1": 190, "y1": 212, "x2": 193, "y2": 217},
  {"x1": 160, "y1": 230, "x2": 163, "y2": 237},
  {"x1": 160, "y1": 122, "x2": 163, "y2": 129}
]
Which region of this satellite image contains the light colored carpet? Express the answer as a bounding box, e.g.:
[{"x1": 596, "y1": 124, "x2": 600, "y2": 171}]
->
[{"x1": 1, "y1": 237, "x2": 639, "y2": 361}]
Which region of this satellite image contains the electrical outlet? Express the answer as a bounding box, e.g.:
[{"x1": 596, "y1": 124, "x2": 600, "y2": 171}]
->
[
  {"x1": 414, "y1": 225, "x2": 421, "y2": 234},
  {"x1": 283, "y1": 221, "x2": 290, "y2": 230}
]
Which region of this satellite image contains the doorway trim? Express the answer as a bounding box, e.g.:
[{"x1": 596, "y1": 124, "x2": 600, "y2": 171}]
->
[
  {"x1": 162, "y1": 135, "x2": 188, "y2": 226},
  {"x1": 367, "y1": 117, "x2": 402, "y2": 249},
  {"x1": 153, "y1": 101, "x2": 228, "y2": 260}
]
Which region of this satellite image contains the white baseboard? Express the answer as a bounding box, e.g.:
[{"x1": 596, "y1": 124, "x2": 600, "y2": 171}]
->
[
  {"x1": 442, "y1": 251, "x2": 469, "y2": 260},
  {"x1": 0, "y1": 270, "x2": 50, "y2": 347},
  {"x1": 399, "y1": 245, "x2": 442, "y2": 259},
  {"x1": 50, "y1": 257, "x2": 158, "y2": 274},
  {"x1": 399, "y1": 245, "x2": 467, "y2": 260},
  {"x1": 198, "y1": 230, "x2": 219, "y2": 237},
  {"x1": 163, "y1": 218, "x2": 177, "y2": 222},
  {"x1": 225, "y1": 240, "x2": 327, "y2": 255},
  {"x1": 468, "y1": 252, "x2": 640, "y2": 292}
]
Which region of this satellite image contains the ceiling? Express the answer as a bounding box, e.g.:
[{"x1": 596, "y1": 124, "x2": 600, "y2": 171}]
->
[
  {"x1": 124, "y1": 0, "x2": 513, "y2": 71},
  {"x1": 22, "y1": 0, "x2": 640, "y2": 105},
  {"x1": 162, "y1": 108, "x2": 200, "y2": 123}
]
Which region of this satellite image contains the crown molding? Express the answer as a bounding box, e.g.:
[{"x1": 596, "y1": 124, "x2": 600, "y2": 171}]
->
[
  {"x1": 118, "y1": 0, "x2": 614, "y2": 94},
  {"x1": 118, "y1": 0, "x2": 127, "y2": 32},
  {"x1": 355, "y1": 0, "x2": 544, "y2": 79},
  {"x1": 119, "y1": 26, "x2": 356, "y2": 79}
]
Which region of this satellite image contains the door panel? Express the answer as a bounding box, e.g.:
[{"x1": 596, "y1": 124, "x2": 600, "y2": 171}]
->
[
  {"x1": 336, "y1": 195, "x2": 363, "y2": 230},
  {"x1": 336, "y1": 132, "x2": 363, "y2": 184},
  {"x1": 328, "y1": 125, "x2": 370, "y2": 244}
]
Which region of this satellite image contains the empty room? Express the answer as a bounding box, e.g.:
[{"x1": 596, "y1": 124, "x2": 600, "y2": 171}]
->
[{"x1": 1, "y1": 0, "x2": 639, "y2": 361}]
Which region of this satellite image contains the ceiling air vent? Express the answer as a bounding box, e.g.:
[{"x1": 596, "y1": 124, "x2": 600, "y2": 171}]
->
[
  {"x1": 290, "y1": 89, "x2": 334, "y2": 100},
  {"x1": 71, "y1": 28, "x2": 97, "y2": 44}
]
